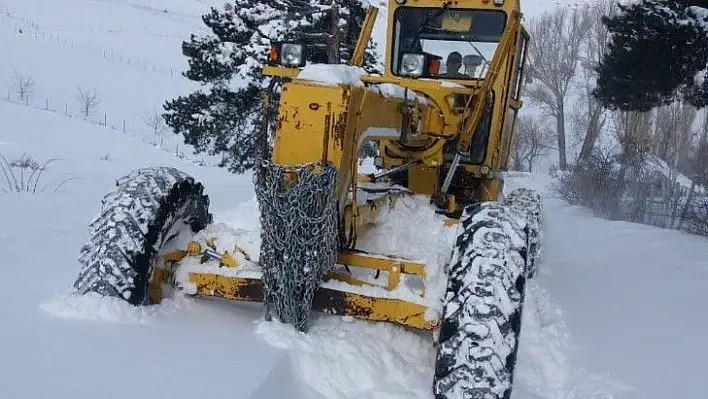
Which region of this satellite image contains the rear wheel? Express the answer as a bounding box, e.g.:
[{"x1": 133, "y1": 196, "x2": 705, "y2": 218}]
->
[
  {"x1": 73, "y1": 166, "x2": 212, "y2": 305},
  {"x1": 433, "y1": 202, "x2": 528, "y2": 399},
  {"x1": 504, "y1": 188, "x2": 543, "y2": 278}
]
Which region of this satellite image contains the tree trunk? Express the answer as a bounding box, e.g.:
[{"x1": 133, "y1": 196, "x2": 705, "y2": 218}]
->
[
  {"x1": 577, "y1": 102, "x2": 603, "y2": 163},
  {"x1": 513, "y1": 156, "x2": 522, "y2": 171},
  {"x1": 556, "y1": 105, "x2": 567, "y2": 170},
  {"x1": 327, "y1": 5, "x2": 340, "y2": 64}
]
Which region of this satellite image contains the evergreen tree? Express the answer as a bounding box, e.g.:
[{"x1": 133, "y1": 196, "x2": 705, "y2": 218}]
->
[
  {"x1": 593, "y1": 0, "x2": 708, "y2": 111},
  {"x1": 163, "y1": 0, "x2": 380, "y2": 173}
]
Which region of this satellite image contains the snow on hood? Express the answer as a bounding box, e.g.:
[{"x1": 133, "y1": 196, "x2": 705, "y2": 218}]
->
[{"x1": 297, "y1": 64, "x2": 367, "y2": 87}]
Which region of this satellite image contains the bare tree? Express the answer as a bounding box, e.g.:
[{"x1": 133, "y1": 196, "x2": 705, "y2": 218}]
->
[
  {"x1": 75, "y1": 87, "x2": 101, "y2": 119},
  {"x1": 681, "y1": 110, "x2": 708, "y2": 229},
  {"x1": 511, "y1": 115, "x2": 553, "y2": 172},
  {"x1": 10, "y1": 70, "x2": 35, "y2": 103},
  {"x1": 576, "y1": 0, "x2": 618, "y2": 164},
  {"x1": 142, "y1": 109, "x2": 169, "y2": 147},
  {"x1": 526, "y1": 7, "x2": 592, "y2": 170},
  {"x1": 697, "y1": 110, "x2": 708, "y2": 186},
  {"x1": 613, "y1": 109, "x2": 653, "y2": 219},
  {"x1": 652, "y1": 102, "x2": 697, "y2": 172}
]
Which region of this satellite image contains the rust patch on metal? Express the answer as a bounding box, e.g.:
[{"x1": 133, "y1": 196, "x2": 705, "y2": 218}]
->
[
  {"x1": 312, "y1": 287, "x2": 353, "y2": 316},
  {"x1": 234, "y1": 278, "x2": 264, "y2": 301},
  {"x1": 332, "y1": 89, "x2": 351, "y2": 148},
  {"x1": 333, "y1": 111, "x2": 348, "y2": 148},
  {"x1": 322, "y1": 103, "x2": 331, "y2": 162},
  {"x1": 186, "y1": 273, "x2": 438, "y2": 331}
]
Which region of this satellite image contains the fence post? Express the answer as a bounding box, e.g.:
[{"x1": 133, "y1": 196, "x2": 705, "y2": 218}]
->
[
  {"x1": 122, "y1": 120, "x2": 126, "y2": 133},
  {"x1": 65, "y1": 102, "x2": 68, "y2": 116},
  {"x1": 45, "y1": 98, "x2": 48, "y2": 110},
  {"x1": 104, "y1": 113, "x2": 107, "y2": 126}
]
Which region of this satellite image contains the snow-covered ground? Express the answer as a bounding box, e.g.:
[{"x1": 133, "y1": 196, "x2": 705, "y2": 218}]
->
[
  {"x1": 2, "y1": 99, "x2": 707, "y2": 398},
  {"x1": 2, "y1": 0, "x2": 707, "y2": 398}
]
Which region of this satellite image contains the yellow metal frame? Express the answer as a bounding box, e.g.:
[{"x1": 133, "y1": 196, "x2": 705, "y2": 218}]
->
[
  {"x1": 151, "y1": 248, "x2": 438, "y2": 331},
  {"x1": 162, "y1": 0, "x2": 530, "y2": 332}
]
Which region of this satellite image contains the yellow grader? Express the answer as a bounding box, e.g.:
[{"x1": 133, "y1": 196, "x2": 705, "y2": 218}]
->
[{"x1": 73, "y1": 0, "x2": 543, "y2": 398}]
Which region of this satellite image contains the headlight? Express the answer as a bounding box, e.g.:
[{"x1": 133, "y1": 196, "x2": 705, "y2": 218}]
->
[
  {"x1": 280, "y1": 43, "x2": 304, "y2": 67},
  {"x1": 269, "y1": 42, "x2": 306, "y2": 67},
  {"x1": 399, "y1": 53, "x2": 425, "y2": 78}
]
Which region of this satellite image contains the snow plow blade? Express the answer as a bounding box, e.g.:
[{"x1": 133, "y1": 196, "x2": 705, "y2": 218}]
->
[
  {"x1": 152, "y1": 250, "x2": 438, "y2": 331},
  {"x1": 187, "y1": 273, "x2": 437, "y2": 331}
]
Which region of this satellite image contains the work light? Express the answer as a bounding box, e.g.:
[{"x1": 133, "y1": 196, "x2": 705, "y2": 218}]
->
[{"x1": 399, "y1": 53, "x2": 425, "y2": 78}]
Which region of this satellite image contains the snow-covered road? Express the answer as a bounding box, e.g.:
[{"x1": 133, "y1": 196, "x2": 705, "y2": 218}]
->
[{"x1": 539, "y1": 186, "x2": 708, "y2": 398}]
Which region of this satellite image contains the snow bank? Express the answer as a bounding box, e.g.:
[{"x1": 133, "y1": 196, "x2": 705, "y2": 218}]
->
[
  {"x1": 644, "y1": 154, "x2": 704, "y2": 194},
  {"x1": 515, "y1": 281, "x2": 631, "y2": 398},
  {"x1": 256, "y1": 316, "x2": 437, "y2": 399},
  {"x1": 39, "y1": 292, "x2": 193, "y2": 324},
  {"x1": 354, "y1": 195, "x2": 458, "y2": 319}
]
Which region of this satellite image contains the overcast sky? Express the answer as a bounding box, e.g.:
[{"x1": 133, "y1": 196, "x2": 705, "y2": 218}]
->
[{"x1": 522, "y1": 0, "x2": 591, "y2": 20}]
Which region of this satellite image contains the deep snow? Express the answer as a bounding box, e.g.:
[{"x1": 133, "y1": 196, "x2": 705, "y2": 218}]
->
[
  {"x1": 2, "y1": 0, "x2": 707, "y2": 397},
  {"x1": 3, "y1": 99, "x2": 707, "y2": 398}
]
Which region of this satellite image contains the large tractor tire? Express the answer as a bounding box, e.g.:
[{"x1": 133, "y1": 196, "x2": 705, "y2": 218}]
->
[
  {"x1": 433, "y1": 202, "x2": 529, "y2": 399},
  {"x1": 504, "y1": 187, "x2": 543, "y2": 278},
  {"x1": 73, "y1": 166, "x2": 211, "y2": 305}
]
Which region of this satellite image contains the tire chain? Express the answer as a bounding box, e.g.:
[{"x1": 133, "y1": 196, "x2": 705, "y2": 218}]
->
[{"x1": 254, "y1": 160, "x2": 339, "y2": 332}]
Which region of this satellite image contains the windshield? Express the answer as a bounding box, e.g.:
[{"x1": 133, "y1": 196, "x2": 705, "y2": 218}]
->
[{"x1": 392, "y1": 7, "x2": 506, "y2": 80}]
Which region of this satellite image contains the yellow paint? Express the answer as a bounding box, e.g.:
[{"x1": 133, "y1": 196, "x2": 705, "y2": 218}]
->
[
  {"x1": 152, "y1": 0, "x2": 530, "y2": 333},
  {"x1": 186, "y1": 272, "x2": 438, "y2": 331},
  {"x1": 220, "y1": 252, "x2": 238, "y2": 268},
  {"x1": 261, "y1": 65, "x2": 299, "y2": 78},
  {"x1": 349, "y1": 6, "x2": 378, "y2": 67},
  {"x1": 163, "y1": 250, "x2": 187, "y2": 264},
  {"x1": 338, "y1": 252, "x2": 425, "y2": 279},
  {"x1": 337, "y1": 251, "x2": 426, "y2": 292},
  {"x1": 189, "y1": 273, "x2": 263, "y2": 301},
  {"x1": 407, "y1": 166, "x2": 439, "y2": 196},
  {"x1": 187, "y1": 241, "x2": 201, "y2": 256},
  {"x1": 148, "y1": 266, "x2": 171, "y2": 304}
]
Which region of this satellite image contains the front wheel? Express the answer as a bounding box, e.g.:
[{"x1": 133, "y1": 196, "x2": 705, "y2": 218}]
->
[
  {"x1": 73, "y1": 166, "x2": 212, "y2": 305},
  {"x1": 433, "y1": 202, "x2": 529, "y2": 399},
  {"x1": 504, "y1": 187, "x2": 543, "y2": 278}
]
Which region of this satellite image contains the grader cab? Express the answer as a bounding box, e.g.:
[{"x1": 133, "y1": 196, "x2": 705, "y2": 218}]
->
[{"x1": 72, "y1": 0, "x2": 543, "y2": 398}]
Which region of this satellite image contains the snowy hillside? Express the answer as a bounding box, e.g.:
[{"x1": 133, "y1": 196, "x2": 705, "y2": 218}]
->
[{"x1": 2, "y1": 0, "x2": 707, "y2": 398}]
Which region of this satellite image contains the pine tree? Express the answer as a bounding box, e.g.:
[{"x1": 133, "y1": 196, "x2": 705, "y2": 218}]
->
[
  {"x1": 593, "y1": 0, "x2": 708, "y2": 112},
  {"x1": 163, "y1": 0, "x2": 380, "y2": 174}
]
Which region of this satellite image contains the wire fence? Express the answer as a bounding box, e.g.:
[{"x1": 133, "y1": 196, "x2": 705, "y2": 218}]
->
[
  {"x1": 0, "y1": 6, "x2": 185, "y2": 79},
  {"x1": 1, "y1": 89, "x2": 218, "y2": 166}
]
